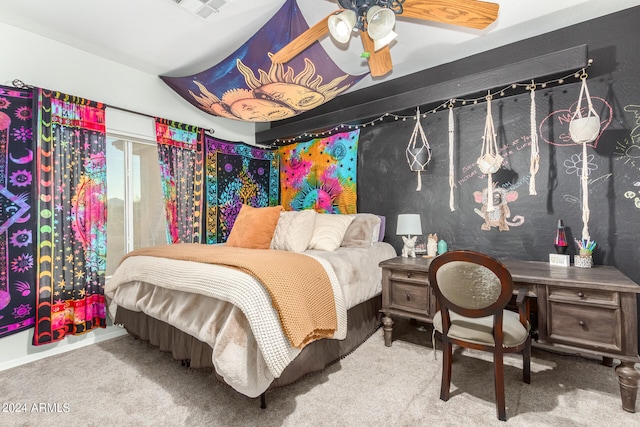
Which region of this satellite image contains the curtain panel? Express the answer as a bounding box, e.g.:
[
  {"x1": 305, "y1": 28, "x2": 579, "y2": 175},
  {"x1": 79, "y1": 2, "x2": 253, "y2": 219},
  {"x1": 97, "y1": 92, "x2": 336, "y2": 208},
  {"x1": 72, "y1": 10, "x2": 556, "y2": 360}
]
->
[
  {"x1": 0, "y1": 85, "x2": 37, "y2": 338},
  {"x1": 279, "y1": 130, "x2": 359, "y2": 213},
  {"x1": 33, "y1": 89, "x2": 107, "y2": 345},
  {"x1": 154, "y1": 119, "x2": 204, "y2": 244}
]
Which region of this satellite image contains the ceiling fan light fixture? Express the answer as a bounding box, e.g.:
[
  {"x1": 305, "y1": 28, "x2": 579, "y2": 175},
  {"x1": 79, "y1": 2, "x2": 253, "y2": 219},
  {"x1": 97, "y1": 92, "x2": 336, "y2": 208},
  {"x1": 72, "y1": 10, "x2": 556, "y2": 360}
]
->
[
  {"x1": 373, "y1": 30, "x2": 397, "y2": 51},
  {"x1": 328, "y1": 10, "x2": 357, "y2": 44},
  {"x1": 366, "y1": 5, "x2": 396, "y2": 40}
]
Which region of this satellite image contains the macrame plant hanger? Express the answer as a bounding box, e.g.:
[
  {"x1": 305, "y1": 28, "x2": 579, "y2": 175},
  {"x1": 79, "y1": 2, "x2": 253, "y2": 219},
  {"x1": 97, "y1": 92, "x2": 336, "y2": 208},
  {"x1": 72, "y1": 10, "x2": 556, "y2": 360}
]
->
[
  {"x1": 528, "y1": 81, "x2": 540, "y2": 195},
  {"x1": 569, "y1": 69, "x2": 600, "y2": 242},
  {"x1": 448, "y1": 100, "x2": 456, "y2": 211},
  {"x1": 477, "y1": 92, "x2": 503, "y2": 212},
  {"x1": 406, "y1": 107, "x2": 432, "y2": 191}
]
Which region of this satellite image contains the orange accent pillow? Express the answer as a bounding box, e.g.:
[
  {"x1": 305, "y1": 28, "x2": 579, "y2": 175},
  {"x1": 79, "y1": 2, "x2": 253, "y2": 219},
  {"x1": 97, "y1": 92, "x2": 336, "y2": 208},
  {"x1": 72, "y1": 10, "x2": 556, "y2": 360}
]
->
[{"x1": 226, "y1": 204, "x2": 283, "y2": 249}]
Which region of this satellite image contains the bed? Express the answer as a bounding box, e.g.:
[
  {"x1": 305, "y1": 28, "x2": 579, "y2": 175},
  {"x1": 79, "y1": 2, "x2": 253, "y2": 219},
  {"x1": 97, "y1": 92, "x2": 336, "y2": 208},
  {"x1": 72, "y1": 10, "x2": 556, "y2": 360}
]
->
[{"x1": 105, "y1": 207, "x2": 397, "y2": 404}]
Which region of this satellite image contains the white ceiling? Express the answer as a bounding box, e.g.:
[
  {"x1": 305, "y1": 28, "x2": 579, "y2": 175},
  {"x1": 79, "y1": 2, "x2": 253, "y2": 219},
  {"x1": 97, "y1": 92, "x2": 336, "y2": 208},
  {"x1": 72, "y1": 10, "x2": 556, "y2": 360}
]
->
[{"x1": 2, "y1": 0, "x2": 640, "y2": 96}]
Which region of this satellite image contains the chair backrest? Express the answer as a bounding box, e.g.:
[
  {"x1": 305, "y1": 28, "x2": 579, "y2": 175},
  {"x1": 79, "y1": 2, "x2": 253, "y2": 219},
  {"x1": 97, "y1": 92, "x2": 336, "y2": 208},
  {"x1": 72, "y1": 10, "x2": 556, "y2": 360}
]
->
[{"x1": 429, "y1": 250, "x2": 513, "y2": 319}]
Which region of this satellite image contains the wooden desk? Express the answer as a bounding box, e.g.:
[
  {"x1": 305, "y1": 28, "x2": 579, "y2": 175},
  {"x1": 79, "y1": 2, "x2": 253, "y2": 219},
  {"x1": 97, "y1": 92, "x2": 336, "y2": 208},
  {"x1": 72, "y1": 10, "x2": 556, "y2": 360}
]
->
[{"x1": 379, "y1": 256, "x2": 640, "y2": 412}]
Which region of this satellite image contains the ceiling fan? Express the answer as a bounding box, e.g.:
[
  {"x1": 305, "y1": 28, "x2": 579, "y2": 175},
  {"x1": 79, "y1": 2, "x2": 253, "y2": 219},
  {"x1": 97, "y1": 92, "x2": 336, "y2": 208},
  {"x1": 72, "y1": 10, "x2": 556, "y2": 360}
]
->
[{"x1": 271, "y1": 0, "x2": 499, "y2": 77}]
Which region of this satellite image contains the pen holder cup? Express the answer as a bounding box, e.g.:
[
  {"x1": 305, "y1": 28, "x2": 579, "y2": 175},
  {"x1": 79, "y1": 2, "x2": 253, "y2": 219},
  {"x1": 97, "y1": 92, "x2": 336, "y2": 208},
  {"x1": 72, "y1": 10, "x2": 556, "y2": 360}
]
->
[{"x1": 575, "y1": 255, "x2": 593, "y2": 268}]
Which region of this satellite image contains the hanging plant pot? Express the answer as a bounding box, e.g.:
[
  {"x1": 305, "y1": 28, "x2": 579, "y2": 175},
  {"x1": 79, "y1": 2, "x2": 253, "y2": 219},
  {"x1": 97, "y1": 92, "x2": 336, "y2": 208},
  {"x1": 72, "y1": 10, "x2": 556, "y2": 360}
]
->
[
  {"x1": 477, "y1": 152, "x2": 504, "y2": 175},
  {"x1": 406, "y1": 108, "x2": 432, "y2": 191},
  {"x1": 407, "y1": 145, "x2": 431, "y2": 170},
  {"x1": 569, "y1": 73, "x2": 600, "y2": 144},
  {"x1": 569, "y1": 116, "x2": 600, "y2": 144}
]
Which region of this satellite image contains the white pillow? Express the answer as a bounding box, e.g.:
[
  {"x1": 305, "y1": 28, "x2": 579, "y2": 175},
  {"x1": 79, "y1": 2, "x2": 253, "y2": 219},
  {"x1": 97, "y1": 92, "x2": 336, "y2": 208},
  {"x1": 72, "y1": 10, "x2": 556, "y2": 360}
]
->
[
  {"x1": 270, "y1": 210, "x2": 317, "y2": 253},
  {"x1": 308, "y1": 214, "x2": 355, "y2": 251}
]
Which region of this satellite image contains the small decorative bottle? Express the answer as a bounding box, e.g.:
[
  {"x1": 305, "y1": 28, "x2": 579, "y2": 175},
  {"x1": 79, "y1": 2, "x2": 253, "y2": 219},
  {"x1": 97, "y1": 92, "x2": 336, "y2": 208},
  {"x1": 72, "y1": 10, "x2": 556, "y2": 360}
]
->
[
  {"x1": 437, "y1": 239, "x2": 448, "y2": 255},
  {"x1": 554, "y1": 220, "x2": 568, "y2": 254}
]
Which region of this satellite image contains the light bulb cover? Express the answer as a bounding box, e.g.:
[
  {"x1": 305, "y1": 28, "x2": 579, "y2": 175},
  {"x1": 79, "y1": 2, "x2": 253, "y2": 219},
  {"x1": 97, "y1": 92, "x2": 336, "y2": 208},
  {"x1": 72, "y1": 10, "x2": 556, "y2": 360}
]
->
[
  {"x1": 373, "y1": 30, "x2": 397, "y2": 51},
  {"x1": 328, "y1": 10, "x2": 357, "y2": 44},
  {"x1": 366, "y1": 6, "x2": 396, "y2": 40}
]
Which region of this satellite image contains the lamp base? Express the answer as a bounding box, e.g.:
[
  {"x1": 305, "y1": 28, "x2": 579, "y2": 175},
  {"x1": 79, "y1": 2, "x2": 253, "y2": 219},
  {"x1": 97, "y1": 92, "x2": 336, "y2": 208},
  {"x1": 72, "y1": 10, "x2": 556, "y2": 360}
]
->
[
  {"x1": 554, "y1": 244, "x2": 568, "y2": 254},
  {"x1": 401, "y1": 243, "x2": 416, "y2": 258}
]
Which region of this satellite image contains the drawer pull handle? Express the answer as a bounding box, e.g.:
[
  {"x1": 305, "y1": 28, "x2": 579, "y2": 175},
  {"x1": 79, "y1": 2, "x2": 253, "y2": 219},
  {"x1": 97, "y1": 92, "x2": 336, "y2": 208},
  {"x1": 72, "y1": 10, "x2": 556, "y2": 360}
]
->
[
  {"x1": 577, "y1": 292, "x2": 585, "y2": 298},
  {"x1": 578, "y1": 320, "x2": 586, "y2": 326},
  {"x1": 405, "y1": 294, "x2": 412, "y2": 301},
  {"x1": 406, "y1": 272, "x2": 412, "y2": 278}
]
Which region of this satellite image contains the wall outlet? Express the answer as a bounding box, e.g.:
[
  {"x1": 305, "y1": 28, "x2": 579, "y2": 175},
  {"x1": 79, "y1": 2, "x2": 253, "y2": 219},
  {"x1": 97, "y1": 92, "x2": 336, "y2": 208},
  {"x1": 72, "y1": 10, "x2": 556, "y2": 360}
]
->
[{"x1": 549, "y1": 253, "x2": 571, "y2": 267}]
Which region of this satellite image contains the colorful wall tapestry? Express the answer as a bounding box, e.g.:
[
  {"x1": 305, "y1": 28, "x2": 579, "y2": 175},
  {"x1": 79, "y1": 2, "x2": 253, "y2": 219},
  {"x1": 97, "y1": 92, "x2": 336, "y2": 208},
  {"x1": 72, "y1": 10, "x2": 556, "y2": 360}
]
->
[
  {"x1": 33, "y1": 90, "x2": 107, "y2": 345},
  {"x1": 160, "y1": 0, "x2": 366, "y2": 122},
  {"x1": 204, "y1": 137, "x2": 279, "y2": 243},
  {"x1": 0, "y1": 85, "x2": 36, "y2": 338},
  {"x1": 279, "y1": 130, "x2": 359, "y2": 213},
  {"x1": 155, "y1": 119, "x2": 204, "y2": 244}
]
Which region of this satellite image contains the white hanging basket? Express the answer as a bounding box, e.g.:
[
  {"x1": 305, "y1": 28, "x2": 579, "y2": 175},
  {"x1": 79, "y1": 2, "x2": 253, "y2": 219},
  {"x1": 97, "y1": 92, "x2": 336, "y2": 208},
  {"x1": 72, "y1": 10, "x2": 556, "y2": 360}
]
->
[
  {"x1": 477, "y1": 93, "x2": 502, "y2": 212},
  {"x1": 477, "y1": 152, "x2": 504, "y2": 175},
  {"x1": 569, "y1": 73, "x2": 601, "y2": 144},
  {"x1": 476, "y1": 94, "x2": 503, "y2": 174}
]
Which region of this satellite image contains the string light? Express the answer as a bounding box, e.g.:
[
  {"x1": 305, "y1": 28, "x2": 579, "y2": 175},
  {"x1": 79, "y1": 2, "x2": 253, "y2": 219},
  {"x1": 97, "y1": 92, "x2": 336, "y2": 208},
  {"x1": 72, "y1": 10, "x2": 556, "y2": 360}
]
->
[{"x1": 272, "y1": 61, "x2": 594, "y2": 145}]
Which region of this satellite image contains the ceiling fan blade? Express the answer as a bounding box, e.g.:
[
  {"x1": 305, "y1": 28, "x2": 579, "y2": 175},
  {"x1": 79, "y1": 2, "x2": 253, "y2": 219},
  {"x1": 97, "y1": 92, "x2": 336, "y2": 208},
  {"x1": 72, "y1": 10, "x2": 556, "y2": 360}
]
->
[
  {"x1": 360, "y1": 31, "x2": 393, "y2": 77},
  {"x1": 271, "y1": 12, "x2": 337, "y2": 64},
  {"x1": 402, "y1": 0, "x2": 499, "y2": 30}
]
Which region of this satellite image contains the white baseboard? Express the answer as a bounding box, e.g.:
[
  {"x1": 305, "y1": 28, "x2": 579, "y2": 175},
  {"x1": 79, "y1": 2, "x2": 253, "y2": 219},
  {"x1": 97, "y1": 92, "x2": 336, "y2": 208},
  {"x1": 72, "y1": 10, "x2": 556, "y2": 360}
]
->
[{"x1": 0, "y1": 325, "x2": 128, "y2": 372}]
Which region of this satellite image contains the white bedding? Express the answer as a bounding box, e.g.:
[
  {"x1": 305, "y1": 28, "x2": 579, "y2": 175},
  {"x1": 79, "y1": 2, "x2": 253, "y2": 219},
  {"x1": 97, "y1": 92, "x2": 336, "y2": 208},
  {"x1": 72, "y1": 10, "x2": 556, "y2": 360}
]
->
[{"x1": 105, "y1": 242, "x2": 396, "y2": 397}]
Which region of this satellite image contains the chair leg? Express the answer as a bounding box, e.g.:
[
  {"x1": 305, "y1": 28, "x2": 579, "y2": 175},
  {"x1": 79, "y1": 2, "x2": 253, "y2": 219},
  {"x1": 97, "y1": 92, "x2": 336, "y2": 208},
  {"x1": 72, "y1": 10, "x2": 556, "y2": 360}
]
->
[
  {"x1": 523, "y1": 339, "x2": 531, "y2": 384},
  {"x1": 440, "y1": 340, "x2": 453, "y2": 401},
  {"x1": 494, "y1": 352, "x2": 506, "y2": 421}
]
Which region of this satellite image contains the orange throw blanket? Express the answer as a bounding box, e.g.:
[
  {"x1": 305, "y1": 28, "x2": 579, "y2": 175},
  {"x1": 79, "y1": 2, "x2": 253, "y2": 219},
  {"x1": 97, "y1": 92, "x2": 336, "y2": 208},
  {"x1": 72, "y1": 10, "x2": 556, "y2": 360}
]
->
[{"x1": 122, "y1": 244, "x2": 337, "y2": 348}]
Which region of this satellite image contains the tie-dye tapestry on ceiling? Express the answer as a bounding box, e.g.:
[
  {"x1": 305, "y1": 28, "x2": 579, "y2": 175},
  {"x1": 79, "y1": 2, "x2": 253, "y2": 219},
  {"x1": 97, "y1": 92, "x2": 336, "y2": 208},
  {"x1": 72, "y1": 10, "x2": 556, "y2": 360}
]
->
[
  {"x1": 0, "y1": 85, "x2": 36, "y2": 338},
  {"x1": 279, "y1": 130, "x2": 359, "y2": 214},
  {"x1": 160, "y1": 0, "x2": 366, "y2": 122},
  {"x1": 204, "y1": 137, "x2": 279, "y2": 243}
]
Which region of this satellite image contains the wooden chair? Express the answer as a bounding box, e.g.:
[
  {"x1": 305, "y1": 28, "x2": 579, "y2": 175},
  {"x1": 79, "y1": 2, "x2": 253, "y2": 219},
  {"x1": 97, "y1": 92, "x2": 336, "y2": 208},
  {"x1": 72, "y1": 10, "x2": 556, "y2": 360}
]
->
[{"x1": 428, "y1": 250, "x2": 531, "y2": 421}]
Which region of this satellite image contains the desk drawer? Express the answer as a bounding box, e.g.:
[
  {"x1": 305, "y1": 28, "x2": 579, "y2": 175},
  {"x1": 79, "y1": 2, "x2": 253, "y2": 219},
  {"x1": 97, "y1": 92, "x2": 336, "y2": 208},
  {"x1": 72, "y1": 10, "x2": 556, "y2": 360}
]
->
[
  {"x1": 390, "y1": 281, "x2": 429, "y2": 315},
  {"x1": 390, "y1": 269, "x2": 429, "y2": 284},
  {"x1": 548, "y1": 287, "x2": 619, "y2": 307},
  {"x1": 548, "y1": 302, "x2": 622, "y2": 353}
]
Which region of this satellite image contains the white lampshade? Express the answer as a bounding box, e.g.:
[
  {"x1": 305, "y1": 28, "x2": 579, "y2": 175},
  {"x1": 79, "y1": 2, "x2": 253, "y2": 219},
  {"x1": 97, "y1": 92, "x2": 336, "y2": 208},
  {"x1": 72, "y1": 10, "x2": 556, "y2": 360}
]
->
[
  {"x1": 328, "y1": 10, "x2": 357, "y2": 44},
  {"x1": 366, "y1": 6, "x2": 396, "y2": 40},
  {"x1": 396, "y1": 214, "x2": 422, "y2": 236}
]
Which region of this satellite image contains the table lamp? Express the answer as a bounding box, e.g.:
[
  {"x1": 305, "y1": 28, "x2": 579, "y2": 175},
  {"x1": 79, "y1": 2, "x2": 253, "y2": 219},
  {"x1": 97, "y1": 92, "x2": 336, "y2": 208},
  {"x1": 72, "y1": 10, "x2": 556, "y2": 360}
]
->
[{"x1": 396, "y1": 214, "x2": 422, "y2": 257}]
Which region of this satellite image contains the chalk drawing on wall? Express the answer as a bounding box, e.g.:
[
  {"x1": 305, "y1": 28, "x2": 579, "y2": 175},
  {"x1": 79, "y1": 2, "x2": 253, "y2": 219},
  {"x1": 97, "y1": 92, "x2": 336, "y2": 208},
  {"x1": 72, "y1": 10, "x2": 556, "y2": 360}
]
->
[
  {"x1": 615, "y1": 105, "x2": 640, "y2": 169},
  {"x1": 564, "y1": 152, "x2": 597, "y2": 177},
  {"x1": 623, "y1": 189, "x2": 640, "y2": 210},
  {"x1": 539, "y1": 97, "x2": 612, "y2": 148}
]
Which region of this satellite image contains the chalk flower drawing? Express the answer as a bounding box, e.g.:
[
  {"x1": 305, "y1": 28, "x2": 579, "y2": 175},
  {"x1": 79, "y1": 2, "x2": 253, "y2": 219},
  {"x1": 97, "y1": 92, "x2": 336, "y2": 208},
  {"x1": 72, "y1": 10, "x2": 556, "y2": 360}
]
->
[{"x1": 564, "y1": 152, "x2": 597, "y2": 177}]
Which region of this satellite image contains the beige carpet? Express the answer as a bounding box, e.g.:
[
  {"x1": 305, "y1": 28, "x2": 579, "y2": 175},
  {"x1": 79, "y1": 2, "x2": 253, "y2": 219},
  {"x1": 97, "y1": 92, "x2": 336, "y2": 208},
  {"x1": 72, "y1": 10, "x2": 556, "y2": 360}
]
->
[{"x1": 2, "y1": 319, "x2": 639, "y2": 427}]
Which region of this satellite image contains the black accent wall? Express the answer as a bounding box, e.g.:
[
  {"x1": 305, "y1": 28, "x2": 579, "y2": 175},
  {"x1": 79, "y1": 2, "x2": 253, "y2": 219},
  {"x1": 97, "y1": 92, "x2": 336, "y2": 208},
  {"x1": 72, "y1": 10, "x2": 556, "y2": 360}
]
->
[{"x1": 352, "y1": 7, "x2": 640, "y2": 288}]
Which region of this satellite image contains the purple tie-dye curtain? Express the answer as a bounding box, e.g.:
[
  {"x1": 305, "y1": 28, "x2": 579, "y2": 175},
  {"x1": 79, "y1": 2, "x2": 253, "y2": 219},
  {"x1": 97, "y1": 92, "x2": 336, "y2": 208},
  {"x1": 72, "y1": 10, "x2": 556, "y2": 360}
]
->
[
  {"x1": 155, "y1": 118, "x2": 204, "y2": 244},
  {"x1": 160, "y1": 0, "x2": 365, "y2": 122},
  {"x1": 33, "y1": 89, "x2": 107, "y2": 345},
  {"x1": 0, "y1": 86, "x2": 36, "y2": 338}
]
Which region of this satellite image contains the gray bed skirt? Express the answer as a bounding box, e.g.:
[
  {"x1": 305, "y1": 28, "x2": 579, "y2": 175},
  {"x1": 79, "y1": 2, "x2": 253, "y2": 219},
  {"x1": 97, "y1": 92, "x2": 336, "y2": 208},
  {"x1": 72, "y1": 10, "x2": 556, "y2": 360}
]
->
[{"x1": 114, "y1": 294, "x2": 382, "y2": 391}]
